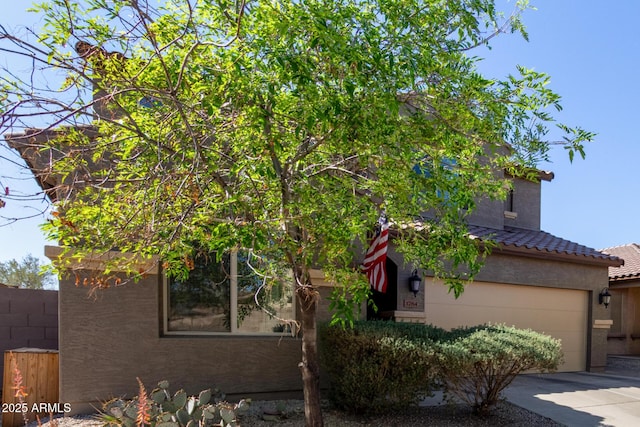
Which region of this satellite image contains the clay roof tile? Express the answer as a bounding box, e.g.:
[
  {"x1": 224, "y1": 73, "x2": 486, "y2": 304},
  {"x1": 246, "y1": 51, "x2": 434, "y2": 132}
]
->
[
  {"x1": 466, "y1": 225, "x2": 622, "y2": 266},
  {"x1": 600, "y1": 244, "x2": 640, "y2": 281}
]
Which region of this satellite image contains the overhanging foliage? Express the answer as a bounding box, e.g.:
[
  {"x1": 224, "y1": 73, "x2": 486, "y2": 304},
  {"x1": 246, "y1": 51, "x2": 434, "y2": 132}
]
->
[{"x1": 0, "y1": 1, "x2": 591, "y2": 425}]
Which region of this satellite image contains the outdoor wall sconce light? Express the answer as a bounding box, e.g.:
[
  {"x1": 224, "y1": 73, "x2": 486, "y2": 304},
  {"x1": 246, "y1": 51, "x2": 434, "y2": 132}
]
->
[
  {"x1": 599, "y1": 287, "x2": 612, "y2": 308},
  {"x1": 408, "y1": 269, "x2": 422, "y2": 297}
]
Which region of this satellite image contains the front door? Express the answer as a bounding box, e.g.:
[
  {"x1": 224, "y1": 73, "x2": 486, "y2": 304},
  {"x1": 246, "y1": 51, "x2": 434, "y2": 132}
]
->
[{"x1": 367, "y1": 258, "x2": 397, "y2": 320}]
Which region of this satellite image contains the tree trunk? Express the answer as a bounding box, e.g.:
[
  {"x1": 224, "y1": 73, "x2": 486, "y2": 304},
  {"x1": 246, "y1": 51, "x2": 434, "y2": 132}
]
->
[{"x1": 298, "y1": 285, "x2": 324, "y2": 427}]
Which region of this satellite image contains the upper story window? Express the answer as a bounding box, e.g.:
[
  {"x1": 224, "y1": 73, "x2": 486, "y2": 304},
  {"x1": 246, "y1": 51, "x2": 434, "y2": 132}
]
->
[
  {"x1": 506, "y1": 189, "x2": 514, "y2": 212},
  {"x1": 504, "y1": 188, "x2": 518, "y2": 220},
  {"x1": 412, "y1": 157, "x2": 459, "y2": 202},
  {"x1": 163, "y1": 251, "x2": 295, "y2": 335}
]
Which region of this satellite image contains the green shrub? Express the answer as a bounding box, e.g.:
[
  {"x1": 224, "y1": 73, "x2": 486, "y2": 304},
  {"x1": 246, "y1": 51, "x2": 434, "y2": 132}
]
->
[
  {"x1": 436, "y1": 324, "x2": 564, "y2": 415},
  {"x1": 101, "y1": 379, "x2": 250, "y2": 427},
  {"x1": 320, "y1": 321, "x2": 563, "y2": 416},
  {"x1": 335, "y1": 319, "x2": 450, "y2": 342},
  {"x1": 319, "y1": 321, "x2": 443, "y2": 414}
]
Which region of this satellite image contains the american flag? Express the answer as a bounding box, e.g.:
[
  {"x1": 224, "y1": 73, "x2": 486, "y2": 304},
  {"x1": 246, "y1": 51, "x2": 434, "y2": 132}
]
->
[{"x1": 362, "y1": 218, "x2": 389, "y2": 293}]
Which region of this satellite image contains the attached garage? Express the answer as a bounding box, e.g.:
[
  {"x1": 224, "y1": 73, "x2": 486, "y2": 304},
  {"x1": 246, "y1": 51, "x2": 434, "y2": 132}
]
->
[{"x1": 425, "y1": 279, "x2": 589, "y2": 372}]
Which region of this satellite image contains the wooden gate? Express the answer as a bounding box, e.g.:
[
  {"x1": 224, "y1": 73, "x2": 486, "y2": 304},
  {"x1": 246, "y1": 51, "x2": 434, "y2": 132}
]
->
[{"x1": 2, "y1": 349, "x2": 59, "y2": 427}]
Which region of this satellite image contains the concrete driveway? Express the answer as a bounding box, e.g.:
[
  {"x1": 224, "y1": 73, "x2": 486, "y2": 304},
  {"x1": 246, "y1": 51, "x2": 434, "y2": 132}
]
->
[{"x1": 505, "y1": 371, "x2": 640, "y2": 426}]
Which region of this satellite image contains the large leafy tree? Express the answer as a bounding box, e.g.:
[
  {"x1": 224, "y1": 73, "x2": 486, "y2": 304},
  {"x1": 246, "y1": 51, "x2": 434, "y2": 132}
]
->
[
  {"x1": 0, "y1": 1, "x2": 591, "y2": 425},
  {"x1": 0, "y1": 254, "x2": 56, "y2": 289}
]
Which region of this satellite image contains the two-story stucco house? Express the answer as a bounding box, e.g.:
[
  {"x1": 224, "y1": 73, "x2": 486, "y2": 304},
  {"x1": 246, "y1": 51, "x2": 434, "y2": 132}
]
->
[{"x1": 5, "y1": 126, "x2": 621, "y2": 415}]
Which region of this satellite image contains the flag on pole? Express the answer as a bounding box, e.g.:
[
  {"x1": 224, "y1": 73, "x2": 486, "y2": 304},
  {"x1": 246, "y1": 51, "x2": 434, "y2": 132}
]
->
[{"x1": 362, "y1": 217, "x2": 389, "y2": 293}]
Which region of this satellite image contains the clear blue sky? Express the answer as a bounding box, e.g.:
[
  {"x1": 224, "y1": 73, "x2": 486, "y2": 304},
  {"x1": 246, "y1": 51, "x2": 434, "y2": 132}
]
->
[
  {"x1": 477, "y1": 1, "x2": 640, "y2": 252},
  {"x1": 1, "y1": 0, "x2": 639, "y2": 267}
]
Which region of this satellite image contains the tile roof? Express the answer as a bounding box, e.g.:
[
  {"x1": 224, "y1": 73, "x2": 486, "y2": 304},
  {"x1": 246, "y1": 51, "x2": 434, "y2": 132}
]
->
[
  {"x1": 600, "y1": 244, "x2": 640, "y2": 281},
  {"x1": 467, "y1": 225, "x2": 623, "y2": 266}
]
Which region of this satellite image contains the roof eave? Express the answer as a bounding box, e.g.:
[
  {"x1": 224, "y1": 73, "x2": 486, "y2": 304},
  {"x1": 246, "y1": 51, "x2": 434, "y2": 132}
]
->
[
  {"x1": 610, "y1": 274, "x2": 640, "y2": 283},
  {"x1": 504, "y1": 168, "x2": 555, "y2": 182},
  {"x1": 495, "y1": 244, "x2": 624, "y2": 267},
  {"x1": 4, "y1": 126, "x2": 98, "y2": 204}
]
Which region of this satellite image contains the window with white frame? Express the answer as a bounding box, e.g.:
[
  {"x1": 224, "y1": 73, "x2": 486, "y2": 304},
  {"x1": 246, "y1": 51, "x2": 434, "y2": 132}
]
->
[{"x1": 163, "y1": 251, "x2": 295, "y2": 335}]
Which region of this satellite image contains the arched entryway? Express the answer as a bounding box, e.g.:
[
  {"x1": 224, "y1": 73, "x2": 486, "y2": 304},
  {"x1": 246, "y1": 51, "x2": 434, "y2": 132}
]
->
[{"x1": 367, "y1": 258, "x2": 397, "y2": 320}]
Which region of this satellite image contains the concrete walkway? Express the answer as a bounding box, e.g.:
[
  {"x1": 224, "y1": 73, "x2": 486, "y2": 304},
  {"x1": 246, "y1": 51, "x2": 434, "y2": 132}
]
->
[{"x1": 504, "y1": 371, "x2": 640, "y2": 426}]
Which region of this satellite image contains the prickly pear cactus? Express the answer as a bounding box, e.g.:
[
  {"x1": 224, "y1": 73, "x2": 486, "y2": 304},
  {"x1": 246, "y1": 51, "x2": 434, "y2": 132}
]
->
[{"x1": 100, "y1": 380, "x2": 250, "y2": 427}]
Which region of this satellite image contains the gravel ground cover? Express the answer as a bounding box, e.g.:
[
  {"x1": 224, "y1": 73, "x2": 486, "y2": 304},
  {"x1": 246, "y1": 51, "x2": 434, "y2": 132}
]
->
[{"x1": 22, "y1": 399, "x2": 561, "y2": 427}]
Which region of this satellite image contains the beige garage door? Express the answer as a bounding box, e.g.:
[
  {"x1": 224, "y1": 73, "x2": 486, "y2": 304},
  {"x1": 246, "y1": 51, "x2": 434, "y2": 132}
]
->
[{"x1": 425, "y1": 280, "x2": 588, "y2": 372}]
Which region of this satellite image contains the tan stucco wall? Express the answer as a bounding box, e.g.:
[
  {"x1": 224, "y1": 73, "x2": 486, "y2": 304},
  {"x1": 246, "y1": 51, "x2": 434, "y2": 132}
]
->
[
  {"x1": 475, "y1": 252, "x2": 609, "y2": 291},
  {"x1": 466, "y1": 175, "x2": 543, "y2": 231},
  {"x1": 502, "y1": 177, "x2": 542, "y2": 231},
  {"x1": 58, "y1": 272, "x2": 302, "y2": 414}
]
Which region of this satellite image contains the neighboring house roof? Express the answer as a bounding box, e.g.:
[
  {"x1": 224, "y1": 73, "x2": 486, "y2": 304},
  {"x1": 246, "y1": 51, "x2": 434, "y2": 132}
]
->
[
  {"x1": 600, "y1": 244, "x2": 640, "y2": 281},
  {"x1": 467, "y1": 225, "x2": 623, "y2": 267}
]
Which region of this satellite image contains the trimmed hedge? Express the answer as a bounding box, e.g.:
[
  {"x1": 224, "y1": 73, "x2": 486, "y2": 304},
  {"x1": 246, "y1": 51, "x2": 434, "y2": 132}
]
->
[
  {"x1": 319, "y1": 321, "x2": 444, "y2": 413},
  {"x1": 319, "y1": 321, "x2": 563, "y2": 415}
]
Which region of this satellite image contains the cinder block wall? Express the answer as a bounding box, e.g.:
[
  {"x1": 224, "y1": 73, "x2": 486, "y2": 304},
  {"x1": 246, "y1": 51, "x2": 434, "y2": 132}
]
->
[{"x1": 0, "y1": 286, "x2": 59, "y2": 391}]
